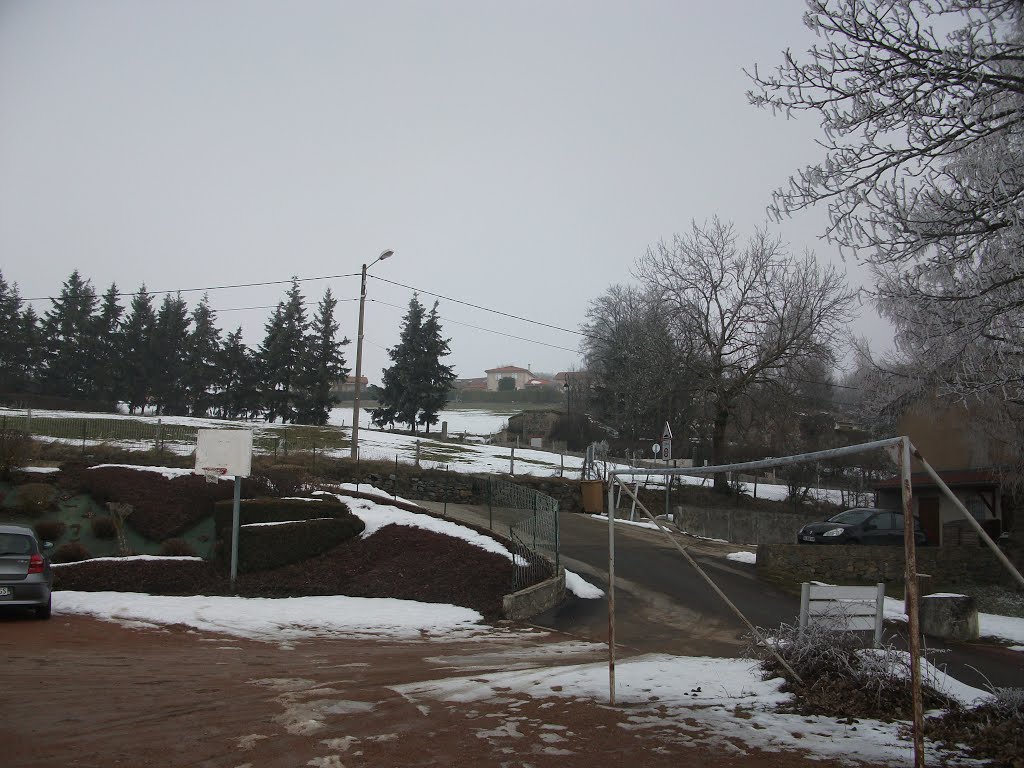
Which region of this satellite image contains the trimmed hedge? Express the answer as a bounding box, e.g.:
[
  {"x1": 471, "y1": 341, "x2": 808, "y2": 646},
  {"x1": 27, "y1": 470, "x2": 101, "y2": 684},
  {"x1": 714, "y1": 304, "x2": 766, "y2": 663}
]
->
[{"x1": 213, "y1": 497, "x2": 363, "y2": 573}]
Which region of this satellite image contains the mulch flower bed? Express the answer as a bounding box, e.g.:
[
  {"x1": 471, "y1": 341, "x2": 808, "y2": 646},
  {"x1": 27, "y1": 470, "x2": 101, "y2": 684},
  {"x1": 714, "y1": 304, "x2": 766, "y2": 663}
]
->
[{"x1": 54, "y1": 523, "x2": 515, "y2": 619}]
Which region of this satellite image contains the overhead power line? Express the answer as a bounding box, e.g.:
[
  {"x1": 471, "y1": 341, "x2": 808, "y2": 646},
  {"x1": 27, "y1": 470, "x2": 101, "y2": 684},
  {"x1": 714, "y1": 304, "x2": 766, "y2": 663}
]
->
[{"x1": 23, "y1": 272, "x2": 361, "y2": 302}]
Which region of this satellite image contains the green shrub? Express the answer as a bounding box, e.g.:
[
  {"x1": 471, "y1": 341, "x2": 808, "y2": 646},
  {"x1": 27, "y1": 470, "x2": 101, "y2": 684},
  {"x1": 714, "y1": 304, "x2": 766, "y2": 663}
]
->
[
  {"x1": 17, "y1": 483, "x2": 56, "y2": 515},
  {"x1": 34, "y1": 520, "x2": 66, "y2": 543},
  {"x1": 159, "y1": 538, "x2": 196, "y2": 557},
  {"x1": 90, "y1": 516, "x2": 118, "y2": 539},
  {"x1": 52, "y1": 541, "x2": 91, "y2": 563},
  {"x1": 213, "y1": 497, "x2": 362, "y2": 573}
]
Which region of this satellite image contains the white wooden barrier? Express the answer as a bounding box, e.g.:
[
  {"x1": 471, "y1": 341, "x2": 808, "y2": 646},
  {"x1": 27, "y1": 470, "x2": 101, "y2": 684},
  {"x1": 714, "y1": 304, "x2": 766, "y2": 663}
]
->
[{"x1": 799, "y1": 582, "x2": 886, "y2": 648}]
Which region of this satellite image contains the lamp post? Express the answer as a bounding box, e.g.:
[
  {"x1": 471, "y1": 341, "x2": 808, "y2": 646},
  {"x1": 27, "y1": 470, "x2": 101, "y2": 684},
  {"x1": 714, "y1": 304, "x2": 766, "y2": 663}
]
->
[{"x1": 350, "y1": 249, "x2": 394, "y2": 460}]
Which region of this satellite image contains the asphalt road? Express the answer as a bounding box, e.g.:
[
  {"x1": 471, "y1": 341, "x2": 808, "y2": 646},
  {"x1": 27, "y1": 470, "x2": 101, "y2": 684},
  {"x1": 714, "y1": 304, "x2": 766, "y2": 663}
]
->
[{"x1": 419, "y1": 500, "x2": 1024, "y2": 689}]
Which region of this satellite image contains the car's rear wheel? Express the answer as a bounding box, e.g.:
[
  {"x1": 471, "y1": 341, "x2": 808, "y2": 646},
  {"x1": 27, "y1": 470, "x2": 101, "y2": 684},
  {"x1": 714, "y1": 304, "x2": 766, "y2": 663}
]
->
[{"x1": 35, "y1": 595, "x2": 52, "y2": 620}]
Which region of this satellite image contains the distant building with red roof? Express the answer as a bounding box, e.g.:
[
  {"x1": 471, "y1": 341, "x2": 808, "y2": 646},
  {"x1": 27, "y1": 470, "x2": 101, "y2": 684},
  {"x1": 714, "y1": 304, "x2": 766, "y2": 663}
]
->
[{"x1": 485, "y1": 365, "x2": 533, "y2": 391}]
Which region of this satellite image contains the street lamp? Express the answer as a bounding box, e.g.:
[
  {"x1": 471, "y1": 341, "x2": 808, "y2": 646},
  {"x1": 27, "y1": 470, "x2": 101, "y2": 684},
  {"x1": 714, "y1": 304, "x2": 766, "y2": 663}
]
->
[{"x1": 350, "y1": 249, "x2": 394, "y2": 460}]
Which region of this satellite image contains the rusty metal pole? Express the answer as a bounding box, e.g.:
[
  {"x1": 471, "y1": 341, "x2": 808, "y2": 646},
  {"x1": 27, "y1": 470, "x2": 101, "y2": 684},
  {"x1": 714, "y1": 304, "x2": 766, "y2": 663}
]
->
[
  {"x1": 607, "y1": 477, "x2": 616, "y2": 706},
  {"x1": 900, "y1": 437, "x2": 925, "y2": 768}
]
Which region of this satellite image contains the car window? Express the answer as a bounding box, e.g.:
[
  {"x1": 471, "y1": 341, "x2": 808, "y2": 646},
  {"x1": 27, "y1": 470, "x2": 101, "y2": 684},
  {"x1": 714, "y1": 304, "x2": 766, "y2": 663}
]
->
[
  {"x1": 0, "y1": 533, "x2": 34, "y2": 555},
  {"x1": 828, "y1": 509, "x2": 874, "y2": 525},
  {"x1": 872, "y1": 512, "x2": 897, "y2": 530}
]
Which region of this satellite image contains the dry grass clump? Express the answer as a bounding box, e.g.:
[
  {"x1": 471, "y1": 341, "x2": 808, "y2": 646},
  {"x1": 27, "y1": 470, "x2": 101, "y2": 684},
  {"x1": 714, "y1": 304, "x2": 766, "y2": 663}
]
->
[{"x1": 927, "y1": 687, "x2": 1024, "y2": 768}]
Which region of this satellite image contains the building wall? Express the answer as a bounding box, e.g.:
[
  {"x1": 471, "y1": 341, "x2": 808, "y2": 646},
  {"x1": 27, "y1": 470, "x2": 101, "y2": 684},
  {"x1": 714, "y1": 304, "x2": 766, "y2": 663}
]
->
[
  {"x1": 899, "y1": 400, "x2": 992, "y2": 471},
  {"x1": 876, "y1": 487, "x2": 1002, "y2": 546},
  {"x1": 486, "y1": 369, "x2": 530, "y2": 391}
]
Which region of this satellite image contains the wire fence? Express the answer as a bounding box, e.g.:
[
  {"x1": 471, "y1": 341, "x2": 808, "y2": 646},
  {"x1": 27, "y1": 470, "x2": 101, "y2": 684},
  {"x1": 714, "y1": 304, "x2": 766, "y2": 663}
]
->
[
  {"x1": 0, "y1": 412, "x2": 349, "y2": 459},
  {"x1": 470, "y1": 476, "x2": 560, "y2": 591}
]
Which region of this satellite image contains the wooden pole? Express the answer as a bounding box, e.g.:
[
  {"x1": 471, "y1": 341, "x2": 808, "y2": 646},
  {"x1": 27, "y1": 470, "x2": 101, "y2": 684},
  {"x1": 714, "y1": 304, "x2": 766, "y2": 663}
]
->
[{"x1": 900, "y1": 437, "x2": 925, "y2": 768}]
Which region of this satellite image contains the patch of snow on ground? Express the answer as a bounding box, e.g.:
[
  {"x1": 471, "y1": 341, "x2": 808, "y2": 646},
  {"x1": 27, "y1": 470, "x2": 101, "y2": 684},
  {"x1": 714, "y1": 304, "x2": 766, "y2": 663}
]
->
[
  {"x1": 390, "y1": 653, "x2": 940, "y2": 765},
  {"x1": 20, "y1": 466, "x2": 60, "y2": 474},
  {"x1": 565, "y1": 570, "x2": 604, "y2": 599},
  {"x1": 726, "y1": 551, "x2": 757, "y2": 565},
  {"x1": 53, "y1": 591, "x2": 485, "y2": 641},
  {"x1": 322, "y1": 486, "x2": 515, "y2": 562},
  {"x1": 89, "y1": 464, "x2": 231, "y2": 481},
  {"x1": 51, "y1": 554, "x2": 202, "y2": 568}
]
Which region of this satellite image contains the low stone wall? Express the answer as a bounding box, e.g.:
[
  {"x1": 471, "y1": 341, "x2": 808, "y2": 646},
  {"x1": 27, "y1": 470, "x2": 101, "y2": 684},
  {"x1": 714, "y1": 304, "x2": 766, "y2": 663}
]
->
[
  {"x1": 672, "y1": 506, "x2": 823, "y2": 545},
  {"x1": 757, "y1": 543, "x2": 1012, "y2": 588},
  {"x1": 502, "y1": 569, "x2": 566, "y2": 621}
]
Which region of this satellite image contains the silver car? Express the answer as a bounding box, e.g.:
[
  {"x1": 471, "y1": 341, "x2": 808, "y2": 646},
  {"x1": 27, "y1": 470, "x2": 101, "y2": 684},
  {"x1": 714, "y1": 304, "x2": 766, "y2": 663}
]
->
[{"x1": 0, "y1": 524, "x2": 54, "y2": 619}]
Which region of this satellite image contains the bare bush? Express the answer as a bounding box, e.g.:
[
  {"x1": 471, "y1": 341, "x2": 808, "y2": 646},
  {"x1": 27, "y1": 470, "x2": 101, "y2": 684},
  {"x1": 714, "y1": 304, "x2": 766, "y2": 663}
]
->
[
  {"x1": 159, "y1": 538, "x2": 196, "y2": 557},
  {"x1": 0, "y1": 428, "x2": 32, "y2": 480},
  {"x1": 17, "y1": 483, "x2": 56, "y2": 516},
  {"x1": 52, "y1": 541, "x2": 91, "y2": 563},
  {"x1": 90, "y1": 516, "x2": 117, "y2": 540},
  {"x1": 751, "y1": 620, "x2": 951, "y2": 720}
]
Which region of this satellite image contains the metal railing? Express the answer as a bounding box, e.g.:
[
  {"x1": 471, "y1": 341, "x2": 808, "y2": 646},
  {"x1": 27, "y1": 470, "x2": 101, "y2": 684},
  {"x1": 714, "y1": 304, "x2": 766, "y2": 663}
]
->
[{"x1": 470, "y1": 476, "x2": 560, "y2": 591}]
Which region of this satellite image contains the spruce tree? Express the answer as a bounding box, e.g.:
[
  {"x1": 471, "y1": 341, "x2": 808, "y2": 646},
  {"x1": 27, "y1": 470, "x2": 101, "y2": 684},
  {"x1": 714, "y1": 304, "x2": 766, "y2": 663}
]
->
[
  {"x1": 92, "y1": 283, "x2": 124, "y2": 404},
  {"x1": 19, "y1": 306, "x2": 43, "y2": 393},
  {"x1": 184, "y1": 294, "x2": 222, "y2": 417},
  {"x1": 151, "y1": 293, "x2": 191, "y2": 415},
  {"x1": 0, "y1": 271, "x2": 25, "y2": 392},
  {"x1": 218, "y1": 327, "x2": 259, "y2": 419},
  {"x1": 416, "y1": 301, "x2": 456, "y2": 433},
  {"x1": 41, "y1": 270, "x2": 98, "y2": 398},
  {"x1": 295, "y1": 288, "x2": 349, "y2": 425},
  {"x1": 372, "y1": 294, "x2": 426, "y2": 431},
  {"x1": 258, "y1": 280, "x2": 307, "y2": 423},
  {"x1": 121, "y1": 287, "x2": 157, "y2": 414}
]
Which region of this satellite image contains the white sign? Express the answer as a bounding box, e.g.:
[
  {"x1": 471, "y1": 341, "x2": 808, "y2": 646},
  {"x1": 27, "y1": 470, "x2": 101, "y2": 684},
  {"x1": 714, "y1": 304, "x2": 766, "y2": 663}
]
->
[
  {"x1": 662, "y1": 422, "x2": 673, "y2": 442},
  {"x1": 652, "y1": 443, "x2": 661, "y2": 456},
  {"x1": 194, "y1": 429, "x2": 253, "y2": 478}
]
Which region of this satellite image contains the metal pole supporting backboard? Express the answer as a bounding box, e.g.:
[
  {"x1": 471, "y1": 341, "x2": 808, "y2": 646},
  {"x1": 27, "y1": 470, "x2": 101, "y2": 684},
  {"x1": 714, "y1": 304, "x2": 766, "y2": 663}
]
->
[{"x1": 230, "y1": 475, "x2": 241, "y2": 591}]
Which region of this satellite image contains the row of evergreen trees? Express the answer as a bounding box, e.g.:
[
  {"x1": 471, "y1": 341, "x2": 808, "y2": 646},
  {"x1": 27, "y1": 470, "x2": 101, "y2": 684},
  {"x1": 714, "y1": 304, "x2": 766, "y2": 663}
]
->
[{"x1": 0, "y1": 270, "x2": 348, "y2": 424}]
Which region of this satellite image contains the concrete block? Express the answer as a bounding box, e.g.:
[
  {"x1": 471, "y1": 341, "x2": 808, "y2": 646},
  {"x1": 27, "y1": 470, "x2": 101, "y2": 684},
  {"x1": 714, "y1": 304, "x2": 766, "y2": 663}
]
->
[{"x1": 919, "y1": 593, "x2": 980, "y2": 642}]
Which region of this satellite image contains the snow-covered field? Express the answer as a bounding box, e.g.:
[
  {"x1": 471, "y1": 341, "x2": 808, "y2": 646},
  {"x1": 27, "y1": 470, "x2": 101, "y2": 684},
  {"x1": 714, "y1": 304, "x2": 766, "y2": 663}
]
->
[{"x1": 328, "y1": 406, "x2": 516, "y2": 437}]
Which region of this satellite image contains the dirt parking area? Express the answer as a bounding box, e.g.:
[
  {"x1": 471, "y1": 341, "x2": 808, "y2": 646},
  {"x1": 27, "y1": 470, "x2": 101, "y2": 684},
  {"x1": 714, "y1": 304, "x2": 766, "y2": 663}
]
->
[{"x1": 2, "y1": 612, "x2": 860, "y2": 768}]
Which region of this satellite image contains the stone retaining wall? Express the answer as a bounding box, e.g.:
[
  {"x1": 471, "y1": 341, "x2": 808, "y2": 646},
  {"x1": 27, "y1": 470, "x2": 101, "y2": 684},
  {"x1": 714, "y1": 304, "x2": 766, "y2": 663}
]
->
[
  {"x1": 502, "y1": 569, "x2": 566, "y2": 621},
  {"x1": 672, "y1": 506, "x2": 824, "y2": 545},
  {"x1": 757, "y1": 543, "x2": 1012, "y2": 588}
]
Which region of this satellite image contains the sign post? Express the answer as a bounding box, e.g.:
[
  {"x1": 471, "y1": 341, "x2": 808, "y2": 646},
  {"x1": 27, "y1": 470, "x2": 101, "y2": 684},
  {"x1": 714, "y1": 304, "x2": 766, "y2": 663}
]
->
[{"x1": 195, "y1": 429, "x2": 253, "y2": 592}]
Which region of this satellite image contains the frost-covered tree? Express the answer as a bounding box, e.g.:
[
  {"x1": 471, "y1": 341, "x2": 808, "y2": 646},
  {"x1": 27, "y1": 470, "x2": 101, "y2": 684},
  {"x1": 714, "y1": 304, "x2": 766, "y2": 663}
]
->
[
  {"x1": 635, "y1": 218, "x2": 855, "y2": 491},
  {"x1": 749, "y1": 0, "x2": 1024, "y2": 439},
  {"x1": 581, "y1": 284, "x2": 693, "y2": 444}
]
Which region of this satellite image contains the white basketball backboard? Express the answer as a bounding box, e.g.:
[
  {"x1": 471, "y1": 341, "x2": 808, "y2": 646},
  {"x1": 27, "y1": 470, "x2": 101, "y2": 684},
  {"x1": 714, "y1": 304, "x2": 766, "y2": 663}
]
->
[{"x1": 194, "y1": 429, "x2": 253, "y2": 478}]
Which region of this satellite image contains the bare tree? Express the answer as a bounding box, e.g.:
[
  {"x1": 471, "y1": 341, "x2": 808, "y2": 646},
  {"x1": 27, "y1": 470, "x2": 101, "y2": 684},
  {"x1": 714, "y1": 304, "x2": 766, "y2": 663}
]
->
[
  {"x1": 636, "y1": 218, "x2": 855, "y2": 491},
  {"x1": 748, "y1": 0, "x2": 1024, "y2": 413}
]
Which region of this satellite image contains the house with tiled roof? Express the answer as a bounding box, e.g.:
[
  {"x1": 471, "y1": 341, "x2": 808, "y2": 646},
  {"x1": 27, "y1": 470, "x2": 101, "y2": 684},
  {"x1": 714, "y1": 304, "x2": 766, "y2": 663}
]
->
[{"x1": 485, "y1": 365, "x2": 533, "y2": 391}]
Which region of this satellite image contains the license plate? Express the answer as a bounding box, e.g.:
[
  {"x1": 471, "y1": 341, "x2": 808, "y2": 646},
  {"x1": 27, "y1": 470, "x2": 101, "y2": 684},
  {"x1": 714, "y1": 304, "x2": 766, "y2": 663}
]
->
[
  {"x1": 799, "y1": 535, "x2": 815, "y2": 542},
  {"x1": 0, "y1": 586, "x2": 12, "y2": 599}
]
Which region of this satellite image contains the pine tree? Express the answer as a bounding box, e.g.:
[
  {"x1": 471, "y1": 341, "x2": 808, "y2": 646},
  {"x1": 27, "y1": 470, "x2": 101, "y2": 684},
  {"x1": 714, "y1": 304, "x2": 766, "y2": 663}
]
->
[
  {"x1": 184, "y1": 294, "x2": 222, "y2": 417},
  {"x1": 372, "y1": 294, "x2": 426, "y2": 432},
  {"x1": 258, "y1": 280, "x2": 308, "y2": 423},
  {"x1": 92, "y1": 283, "x2": 125, "y2": 404},
  {"x1": 416, "y1": 301, "x2": 456, "y2": 433},
  {"x1": 0, "y1": 271, "x2": 25, "y2": 392},
  {"x1": 41, "y1": 270, "x2": 98, "y2": 398},
  {"x1": 121, "y1": 287, "x2": 157, "y2": 414},
  {"x1": 19, "y1": 306, "x2": 43, "y2": 393},
  {"x1": 295, "y1": 288, "x2": 349, "y2": 425},
  {"x1": 217, "y1": 327, "x2": 259, "y2": 419},
  {"x1": 151, "y1": 293, "x2": 191, "y2": 415}
]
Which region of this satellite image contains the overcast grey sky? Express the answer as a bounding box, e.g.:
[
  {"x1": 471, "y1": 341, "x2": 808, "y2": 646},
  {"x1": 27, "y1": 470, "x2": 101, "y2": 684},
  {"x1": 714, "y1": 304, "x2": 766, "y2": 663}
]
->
[{"x1": 0, "y1": 0, "x2": 888, "y2": 385}]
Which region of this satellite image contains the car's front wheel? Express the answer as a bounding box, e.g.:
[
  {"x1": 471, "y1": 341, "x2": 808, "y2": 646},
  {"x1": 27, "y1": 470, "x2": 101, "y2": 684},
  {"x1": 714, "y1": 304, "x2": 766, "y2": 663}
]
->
[{"x1": 35, "y1": 596, "x2": 52, "y2": 620}]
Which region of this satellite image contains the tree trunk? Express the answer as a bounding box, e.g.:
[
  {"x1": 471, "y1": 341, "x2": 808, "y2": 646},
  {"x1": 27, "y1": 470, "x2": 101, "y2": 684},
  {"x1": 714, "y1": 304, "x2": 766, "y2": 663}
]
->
[{"x1": 712, "y1": 404, "x2": 730, "y2": 494}]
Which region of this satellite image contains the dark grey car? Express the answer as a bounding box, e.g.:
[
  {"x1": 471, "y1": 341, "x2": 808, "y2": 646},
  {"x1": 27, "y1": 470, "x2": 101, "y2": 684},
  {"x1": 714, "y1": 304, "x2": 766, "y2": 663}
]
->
[
  {"x1": 797, "y1": 508, "x2": 928, "y2": 546},
  {"x1": 0, "y1": 524, "x2": 54, "y2": 619}
]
